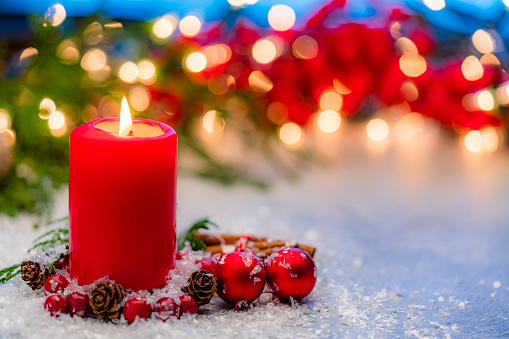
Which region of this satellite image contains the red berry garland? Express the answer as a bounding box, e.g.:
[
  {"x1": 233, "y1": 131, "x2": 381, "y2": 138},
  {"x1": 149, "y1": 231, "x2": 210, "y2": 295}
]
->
[
  {"x1": 66, "y1": 292, "x2": 90, "y2": 317},
  {"x1": 44, "y1": 295, "x2": 67, "y2": 317},
  {"x1": 153, "y1": 297, "x2": 181, "y2": 320},
  {"x1": 123, "y1": 297, "x2": 152, "y2": 323},
  {"x1": 264, "y1": 248, "x2": 317, "y2": 301},
  {"x1": 43, "y1": 275, "x2": 69, "y2": 296}
]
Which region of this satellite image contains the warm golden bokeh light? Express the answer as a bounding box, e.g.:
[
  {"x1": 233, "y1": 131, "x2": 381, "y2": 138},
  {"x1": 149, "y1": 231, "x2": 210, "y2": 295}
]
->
[
  {"x1": 268, "y1": 4, "x2": 296, "y2": 31},
  {"x1": 45, "y1": 3, "x2": 66, "y2": 27},
  {"x1": 208, "y1": 74, "x2": 235, "y2": 95},
  {"x1": 20, "y1": 47, "x2": 38, "y2": 66},
  {"x1": 39, "y1": 98, "x2": 56, "y2": 119},
  {"x1": 367, "y1": 118, "x2": 389, "y2": 141},
  {"x1": 496, "y1": 82, "x2": 509, "y2": 105},
  {"x1": 202, "y1": 110, "x2": 225, "y2": 134},
  {"x1": 317, "y1": 110, "x2": 342, "y2": 133},
  {"x1": 472, "y1": 29, "x2": 494, "y2": 54},
  {"x1": 81, "y1": 49, "x2": 107, "y2": 71},
  {"x1": 185, "y1": 52, "x2": 207, "y2": 73},
  {"x1": 481, "y1": 127, "x2": 499, "y2": 153},
  {"x1": 394, "y1": 113, "x2": 424, "y2": 141},
  {"x1": 390, "y1": 21, "x2": 401, "y2": 39},
  {"x1": 204, "y1": 44, "x2": 232, "y2": 68},
  {"x1": 88, "y1": 65, "x2": 111, "y2": 82},
  {"x1": 128, "y1": 86, "x2": 150, "y2": 112},
  {"x1": 248, "y1": 71, "x2": 273, "y2": 93},
  {"x1": 137, "y1": 60, "x2": 156, "y2": 84},
  {"x1": 252, "y1": 39, "x2": 277, "y2": 64},
  {"x1": 395, "y1": 37, "x2": 418, "y2": 55},
  {"x1": 475, "y1": 90, "x2": 495, "y2": 111},
  {"x1": 461, "y1": 56, "x2": 483, "y2": 81},
  {"x1": 400, "y1": 80, "x2": 419, "y2": 101},
  {"x1": 118, "y1": 61, "x2": 138, "y2": 83},
  {"x1": 0, "y1": 110, "x2": 10, "y2": 132},
  {"x1": 267, "y1": 102, "x2": 288, "y2": 125},
  {"x1": 2, "y1": 129, "x2": 15, "y2": 147},
  {"x1": 333, "y1": 79, "x2": 352, "y2": 95},
  {"x1": 279, "y1": 122, "x2": 303, "y2": 146},
  {"x1": 227, "y1": 0, "x2": 246, "y2": 6},
  {"x1": 399, "y1": 54, "x2": 427, "y2": 77},
  {"x1": 292, "y1": 35, "x2": 319, "y2": 60},
  {"x1": 480, "y1": 53, "x2": 500, "y2": 66},
  {"x1": 464, "y1": 130, "x2": 482, "y2": 152},
  {"x1": 319, "y1": 90, "x2": 343, "y2": 111},
  {"x1": 48, "y1": 110, "x2": 66, "y2": 137},
  {"x1": 153, "y1": 16, "x2": 176, "y2": 39},
  {"x1": 179, "y1": 15, "x2": 201, "y2": 37},
  {"x1": 83, "y1": 22, "x2": 104, "y2": 45},
  {"x1": 57, "y1": 39, "x2": 80, "y2": 65},
  {"x1": 423, "y1": 0, "x2": 446, "y2": 11}
]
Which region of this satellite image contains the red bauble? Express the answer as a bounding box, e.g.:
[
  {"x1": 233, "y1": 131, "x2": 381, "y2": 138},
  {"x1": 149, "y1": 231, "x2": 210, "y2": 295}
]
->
[
  {"x1": 179, "y1": 295, "x2": 198, "y2": 314},
  {"x1": 44, "y1": 295, "x2": 67, "y2": 316},
  {"x1": 53, "y1": 256, "x2": 69, "y2": 273},
  {"x1": 123, "y1": 297, "x2": 152, "y2": 323},
  {"x1": 214, "y1": 252, "x2": 266, "y2": 305},
  {"x1": 175, "y1": 251, "x2": 183, "y2": 260},
  {"x1": 43, "y1": 275, "x2": 69, "y2": 296},
  {"x1": 197, "y1": 258, "x2": 217, "y2": 275},
  {"x1": 66, "y1": 292, "x2": 90, "y2": 317},
  {"x1": 153, "y1": 297, "x2": 181, "y2": 321},
  {"x1": 264, "y1": 248, "x2": 317, "y2": 301}
]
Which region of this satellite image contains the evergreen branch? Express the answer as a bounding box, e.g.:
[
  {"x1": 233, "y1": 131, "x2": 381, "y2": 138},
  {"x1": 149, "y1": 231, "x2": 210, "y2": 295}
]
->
[
  {"x1": 0, "y1": 264, "x2": 21, "y2": 284},
  {"x1": 177, "y1": 218, "x2": 219, "y2": 251},
  {"x1": 29, "y1": 227, "x2": 69, "y2": 255},
  {"x1": 48, "y1": 252, "x2": 68, "y2": 275}
]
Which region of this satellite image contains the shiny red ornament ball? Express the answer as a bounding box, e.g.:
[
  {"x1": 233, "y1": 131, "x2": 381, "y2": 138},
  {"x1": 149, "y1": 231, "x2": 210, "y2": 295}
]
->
[
  {"x1": 44, "y1": 295, "x2": 67, "y2": 316},
  {"x1": 123, "y1": 297, "x2": 152, "y2": 323},
  {"x1": 179, "y1": 295, "x2": 198, "y2": 314},
  {"x1": 197, "y1": 258, "x2": 217, "y2": 275},
  {"x1": 214, "y1": 251, "x2": 266, "y2": 305},
  {"x1": 66, "y1": 292, "x2": 90, "y2": 317},
  {"x1": 52, "y1": 256, "x2": 69, "y2": 273},
  {"x1": 153, "y1": 297, "x2": 181, "y2": 321},
  {"x1": 43, "y1": 275, "x2": 69, "y2": 296},
  {"x1": 264, "y1": 248, "x2": 317, "y2": 301}
]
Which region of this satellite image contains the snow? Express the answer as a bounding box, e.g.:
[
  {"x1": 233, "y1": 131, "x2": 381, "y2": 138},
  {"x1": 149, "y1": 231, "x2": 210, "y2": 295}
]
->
[{"x1": 1, "y1": 126, "x2": 509, "y2": 337}]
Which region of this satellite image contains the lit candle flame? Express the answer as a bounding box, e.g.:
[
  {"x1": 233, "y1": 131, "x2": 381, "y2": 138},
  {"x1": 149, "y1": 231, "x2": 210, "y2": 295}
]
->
[{"x1": 119, "y1": 96, "x2": 134, "y2": 136}]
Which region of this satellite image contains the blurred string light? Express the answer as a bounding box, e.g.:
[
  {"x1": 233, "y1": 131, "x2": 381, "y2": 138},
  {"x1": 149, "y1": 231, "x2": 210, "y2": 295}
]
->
[
  {"x1": 319, "y1": 89, "x2": 343, "y2": 111},
  {"x1": 48, "y1": 109, "x2": 67, "y2": 137},
  {"x1": 208, "y1": 74, "x2": 235, "y2": 95},
  {"x1": 119, "y1": 61, "x2": 138, "y2": 83},
  {"x1": 395, "y1": 37, "x2": 418, "y2": 55},
  {"x1": 268, "y1": 4, "x2": 295, "y2": 31},
  {"x1": 480, "y1": 53, "x2": 500, "y2": 67},
  {"x1": 463, "y1": 128, "x2": 500, "y2": 153},
  {"x1": 83, "y1": 22, "x2": 104, "y2": 45},
  {"x1": 292, "y1": 35, "x2": 318, "y2": 60},
  {"x1": 204, "y1": 44, "x2": 232, "y2": 68},
  {"x1": 103, "y1": 21, "x2": 122, "y2": 29},
  {"x1": 179, "y1": 15, "x2": 201, "y2": 38},
  {"x1": 396, "y1": 37, "x2": 426, "y2": 78},
  {"x1": 394, "y1": 113, "x2": 423, "y2": 141},
  {"x1": 56, "y1": 39, "x2": 80, "y2": 65},
  {"x1": 81, "y1": 49, "x2": 107, "y2": 71},
  {"x1": 472, "y1": 30, "x2": 495, "y2": 54},
  {"x1": 19, "y1": 47, "x2": 38, "y2": 67},
  {"x1": 400, "y1": 80, "x2": 419, "y2": 101},
  {"x1": 184, "y1": 52, "x2": 207, "y2": 72},
  {"x1": 474, "y1": 90, "x2": 495, "y2": 111},
  {"x1": 1, "y1": 129, "x2": 15, "y2": 147},
  {"x1": 317, "y1": 110, "x2": 342, "y2": 133},
  {"x1": 423, "y1": 0, "x2": 446, "y2": 11},
  {"x1": 39, "y1": 98, "x2": 56, "y2": 119},
  {"x1": 248, "y1": 71, "x2": 273, "y2": 93},
  {"x1": 366, "y1": 118, "x2": 389, "y2": 141},
  {"x1": 461, "y1": 55, "x2": 483, "y2": 81},
  {"x1": 464, "y1": 130, "x2": 482, "y2": 152},
  {"x1": 0, "y1": 110, "x2": 11, "y2": 132},
  {"x1": 137, "y1": 60, "x2": 156, "y2": 85},
  {"x1": 202, "y1": 110, "x2": 225, "y2": 142},
  {"x1": 252, "y1": 39, "x2": 277, "y2": 64},
  {"x1": 279, "y1": 122, "x2": 303, "y2": 146},
  {"x1": 267, "y1": 102, "x2": 288, "y2": 125},
  {"x1": 227, "y1": 0, "x2": 259, "y2": 7},
  {"x1": 333, "y1": 79, "x2": 352, "y2": 95},
  {"x1": 44, "y1": 3, "x2": 66, "y2": 27},
  {"x1": 153, "y1": 15, "x2": 177, "y2": 39},
  {"x1": 129, "y1": 86, "x2": 150, "y2": 112},
  {"x1": 496, "y1": 82, "x2": 509, "y2": 105}
]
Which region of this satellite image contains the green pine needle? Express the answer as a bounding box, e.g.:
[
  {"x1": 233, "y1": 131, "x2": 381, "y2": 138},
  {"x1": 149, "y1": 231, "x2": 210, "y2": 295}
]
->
[
  {"x1": 0, "y1": 264, "x2": 21, "y2": 284},
  {"x1": 177, "y1": 218, "x2": 219, "y2": 251}
]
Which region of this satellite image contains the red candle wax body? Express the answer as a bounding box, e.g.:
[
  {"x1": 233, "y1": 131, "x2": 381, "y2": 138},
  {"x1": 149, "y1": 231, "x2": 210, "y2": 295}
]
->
[{"x1": 69, "y1": 117, "x2": 177, "y2": 291}]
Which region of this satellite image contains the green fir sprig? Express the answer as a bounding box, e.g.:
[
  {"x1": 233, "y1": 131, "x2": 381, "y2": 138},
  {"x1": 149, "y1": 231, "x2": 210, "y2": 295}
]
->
[
  {"x1": 0, "y1": 264, "x2": 22, "y2": 284},
  {"x1": 177, "y1": 218, "x2": 219, "y2": 251}
]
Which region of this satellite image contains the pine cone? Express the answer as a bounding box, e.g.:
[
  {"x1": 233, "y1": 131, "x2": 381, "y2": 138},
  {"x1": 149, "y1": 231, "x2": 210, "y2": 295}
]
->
[
  {"x1": 20, "y1": 261, "x2": 49, "y2": 290},
  {"x1": 182, "y1": 270, "x2": 217, "y2": 306},
  {"x1": 89, "y1": 282, "x2": 125, "y2": 319}
]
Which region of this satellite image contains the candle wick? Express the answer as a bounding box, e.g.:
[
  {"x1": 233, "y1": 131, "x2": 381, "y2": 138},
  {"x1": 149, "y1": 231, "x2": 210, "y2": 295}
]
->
[{"x1": 128, "y1": 130, "x2": 134, "y2": 136}]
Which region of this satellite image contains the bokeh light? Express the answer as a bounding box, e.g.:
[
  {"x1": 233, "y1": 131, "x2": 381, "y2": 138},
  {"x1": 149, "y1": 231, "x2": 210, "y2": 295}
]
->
[
  {"x1": 252, "y1": 39, "x2": 277, "y2": 64},
  {"x1": 185, "y1": 52, "x2": 207, "y2": 73},
  {"x1": 268, "y1": 5, "x2": 296, "y2": 31},
  {"x1": 472, "y1": 30, "x2": 494, "y2": 54},
  {"x1": 367, "y1": 118, "x2": 389, "y2": 141},
  {"x1": 475, "y1": 90, "x2": 495, "y2": 111},
  {"x1": 394, "y1": 113, "x2": 423, "y2": 141},
  {"x1": 395, "y1": 37, "x2": 418, "y2": 55},
  {"x1": 461, "y1": 56, "x2": 483, "y2": 81},
  {"x1": 208, "y1": 74, "x2": 235, "y2": 95},
  {"x1": 279, "y1": 122, "x2": 303, "y2": 146},
  {"x1": 45, "y1": 3, "x2": 66, "y2": 27},
  {"x1": 179, "y1": 15, "x2": 201, "y2": 38},
  {"x1": 119, "y1": 61, "x2": 138, "y2": 83},
  {"x1": 204, "y1": 44, "x2": 232, "y2": 68},
  {"x1": 57, "y1": 39, "x2": 80, "y2": 65},
  {"x1": 153, "y1": 15, "x2": 176, "y2": 39},
  {"x1": 496, "y1": 82, "x2": 509, "y2": 105},
  {"x1": 333, "y1": 79, "x2": 352, "y2": 95},
  {"x1": 292, "y1": 36, "x2": 318, "y2": 60},
  {"x1": 480, "y1": 127, "x2": 499, "y2": 153},
  {"x1": 423, "y1": 0, "x2": 446, "y2": 11},
  {"x1": 81, "y1": 49, "x2": 107, "y2": 71},
  {"x1": 248, "y1": 71, "x2": 273, "y2": 93},
  {"x1": 399, "y1": 54, "x2": 427, "y2": 77},
  {"x1": 464, "y1": 130, "x2": 482, "y2": 152},
  {"x1": 319, "y1": 90, "x2": 343, "y2": 111},
  {"x1": 0, "y1": 110, "x2": 10, "y2": 132},
  {"x1": 317, "y1": 110, "x2": 342, "y2": 133},
  {"x1": 39, "y1": 98, "x2": 56, "y2": 119},
  {"x1": 400, "y1": 80, "x2": 419, "y2": 101},
  {"x1": 137, "y1": 60, "x2": 156, "y2": 84},
  {"x1": 128, "y1": 86, "x2": 150, "y2": 112},
  {"x1": 19, "y1": 47, "x2": 38, "y2": 67},
  {"x1": 48, "y1": 110, "x2": 67, "y2": 137},
  {"x1": 480, "y1": 53, "x2": 500, "y2": 66},
  {"x1": 267, "y1": 102, "x2": 288, "y2": 125},
  {"x1": 2, "y1": 129, "x2": 15, "y2": 147},
  {"x1": 202, "y1": 110, "x2": 225, "y2": 139}
]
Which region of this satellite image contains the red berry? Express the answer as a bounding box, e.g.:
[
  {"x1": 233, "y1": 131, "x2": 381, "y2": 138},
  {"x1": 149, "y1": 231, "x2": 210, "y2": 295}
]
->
[
  {"x1": 264, "y1": 248, "x2": 317, "y2": 301},
  {"x1": 197, "y1": 258, "x2": 217, "y2": 275},
  {"x1": 153, "y1": 297, "x2": 181, "y2": 321},
  {"x1": 43, "y1": 275, "x2": 69, "y2": 296},
  {"x1": 175, "y1": 251, "x2": 183, "y2": 260},
  {"x1": 123, "y1": 297, "x2": 152, "y2": 323},
  {"x1": 53, "y1": 256, "x2": 69, "y2": 272},
  {"x1": 179, "y1": 295, "x2": 198, "y2": 314},
  {"x1": 44, "y1": 295, "x2": 67, "y2": 316},
  {"x1": 214, "y1": 252, "x2": 266, "y2": 305},
  {"x1": 66, "y1": 292, "x2": 90, "y2": 317}
]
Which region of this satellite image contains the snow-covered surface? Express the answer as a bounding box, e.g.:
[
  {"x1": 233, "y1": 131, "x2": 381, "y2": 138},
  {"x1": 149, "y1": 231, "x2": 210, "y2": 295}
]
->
[{"x1": 1, "y1": 126, "x2": 509, "y2": 338}]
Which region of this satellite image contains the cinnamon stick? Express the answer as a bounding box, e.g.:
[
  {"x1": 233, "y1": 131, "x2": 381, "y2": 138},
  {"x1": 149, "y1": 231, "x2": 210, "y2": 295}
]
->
[{"x1": 194, "y1": 232, "x2": 267, "y2": 245}]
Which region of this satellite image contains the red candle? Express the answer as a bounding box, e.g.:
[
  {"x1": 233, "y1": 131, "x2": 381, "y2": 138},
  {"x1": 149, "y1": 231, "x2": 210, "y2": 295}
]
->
[{"x1": 69, "y1": 98, "x2": 177, "y2": 291}]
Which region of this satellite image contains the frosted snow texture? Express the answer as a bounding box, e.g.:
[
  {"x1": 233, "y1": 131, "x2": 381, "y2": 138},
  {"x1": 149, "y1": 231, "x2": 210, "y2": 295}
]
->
[{"x1": 1, "y1": 132, "x2": 509, "y2": 338}]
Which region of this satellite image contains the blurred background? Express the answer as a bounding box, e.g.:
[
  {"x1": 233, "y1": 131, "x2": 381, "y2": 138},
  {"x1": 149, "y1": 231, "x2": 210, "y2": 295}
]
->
[{"x1": 0, "y1": 0, "x2": 509, "y2": 218}]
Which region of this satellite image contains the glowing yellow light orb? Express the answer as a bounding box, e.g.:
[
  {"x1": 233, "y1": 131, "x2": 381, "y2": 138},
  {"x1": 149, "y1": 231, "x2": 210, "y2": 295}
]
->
[
  {"x1": 185, "y1": 52, "x2": 207, "y2": 73},
  {"x1": 82, "y1": 49, "x2": 107, "y2": 71},
  {"x1": 399, "y1": 54, "x2": 427, "y2": 77},
  {"x1": 476, "y1": 90, "x2": 495, "y2": 111},
  {"x1": 367, "y1": 118, "x2": 389, "y2": 141},
  {"x1": 45, "y1": 3, "x2": 66, "y2": 27},
  {"x1": 179, "y1": 15, "x2": 201, "y2": 38},
  {"x1": 0, "y1": 110, "x2": 10, "y2": 132},
  {"x1": 202, "y1": 110, "x2": 225, "y2": 134},
  {"x1": 317, "y1": 110, "x2": 342, "y2": 133},
  {"x1": 118, "y1": 61, "x2": 138, "y2": 83},
  {"x1": 279, "y1": 122, "x2": 303, "y2": 146},
  {"x1": 252, "y1": 39, "x2": 277, "y2": 64},
  {"x1": 128, "y1": 86, "x2": 150, "y2": 112},
  {"x1": 248, "y1": 71, "x2": 273, "y2": 93},
  {"x1": 423, "y1": 0, "x2": 445, "y2": 11},
  {"x1": 464, "y1": 130, "x2": 482, "y2": 152},
  {"x1": 319, "y1": 91, "x2": 343, "y2": 111},
  {"x1": 39, "y1": 98, "x2": 56, "y2": 119},
  {"x1": 153, "y1": 16, "x2": 175, "y2": 39},
  {"x1": 268, "y1": 4, "x2": 296, "y2": 31},
  {"x1": 292, "y1": 35, "x2": 318, "y2": 60},
  {"x1": 461, "y1": 56, "x2": 483, "y2": 81},
  {"x1": 472, "y1": 29, "x2": 494, "y2": 54},
  {"x1": 137, "y1": 60, "x2": 156, "y2": 80}
]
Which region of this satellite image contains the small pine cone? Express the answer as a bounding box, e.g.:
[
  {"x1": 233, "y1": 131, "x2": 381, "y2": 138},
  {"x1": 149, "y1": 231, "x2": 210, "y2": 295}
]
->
[
  {"x1": 89, "y1": 282, "x2": 125, "y2": 319},
  {"x1": 20, "y1": 261, "x2": 49, "y2": 290},
  {"x1": 182, "y1": 270, "x2": 217, "y2": 306}
]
